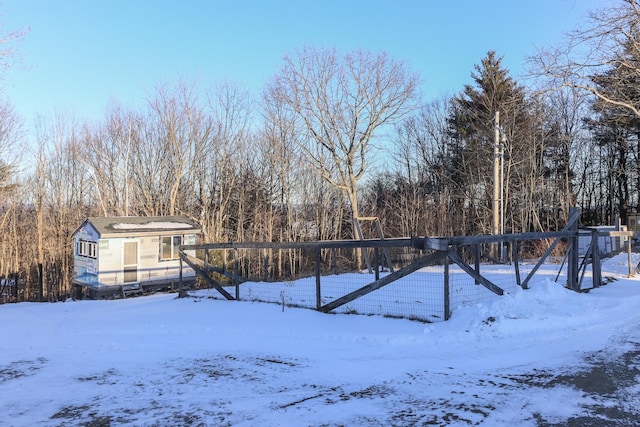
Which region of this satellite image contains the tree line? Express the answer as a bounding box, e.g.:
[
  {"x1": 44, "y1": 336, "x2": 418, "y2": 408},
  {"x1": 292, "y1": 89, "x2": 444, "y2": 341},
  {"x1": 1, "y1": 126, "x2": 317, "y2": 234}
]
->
[{"x1": 1, "y1": 0, "x2": 640, "y2": 301}]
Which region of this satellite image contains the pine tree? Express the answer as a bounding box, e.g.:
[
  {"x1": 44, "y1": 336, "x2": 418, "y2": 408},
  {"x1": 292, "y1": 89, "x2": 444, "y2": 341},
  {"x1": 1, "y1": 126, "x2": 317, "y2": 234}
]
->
[{"x1": 447, "y1": 51, "x2": 531, "y2": 234}]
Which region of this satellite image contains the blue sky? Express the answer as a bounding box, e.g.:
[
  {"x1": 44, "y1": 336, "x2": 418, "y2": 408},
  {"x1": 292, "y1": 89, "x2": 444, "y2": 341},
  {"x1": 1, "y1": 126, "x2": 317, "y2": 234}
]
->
[{"x1": 3, "y1": 0, "x2": 607, "y2": 124}]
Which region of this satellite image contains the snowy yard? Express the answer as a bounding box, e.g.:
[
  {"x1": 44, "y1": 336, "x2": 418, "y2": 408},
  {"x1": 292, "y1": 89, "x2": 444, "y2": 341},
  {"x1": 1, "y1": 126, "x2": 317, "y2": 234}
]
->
[{"x1": 1, "y1": 254, "x2": 640, "y2": 426}]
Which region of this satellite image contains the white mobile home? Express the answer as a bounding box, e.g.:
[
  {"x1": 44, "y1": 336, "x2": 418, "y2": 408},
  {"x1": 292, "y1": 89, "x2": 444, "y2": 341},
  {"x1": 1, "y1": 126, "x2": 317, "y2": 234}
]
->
[{"x1": 72, "y1": 216, "x2": 200, "y2": 299}]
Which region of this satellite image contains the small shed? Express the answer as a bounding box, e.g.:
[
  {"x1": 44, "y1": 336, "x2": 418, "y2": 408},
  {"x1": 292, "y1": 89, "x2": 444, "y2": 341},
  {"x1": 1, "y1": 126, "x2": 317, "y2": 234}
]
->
[
  {"x1": 627, "y1": 213, "x2": 640, "y2": 233},
  {"x1": 72, "y1": 216, "x2": 201, "y2": 299}
]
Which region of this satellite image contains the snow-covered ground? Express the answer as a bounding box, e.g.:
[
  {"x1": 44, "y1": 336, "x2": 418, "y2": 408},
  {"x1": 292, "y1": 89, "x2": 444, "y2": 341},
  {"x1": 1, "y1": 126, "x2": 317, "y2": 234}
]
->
[{"x1": 1, "y1": 254, "x2": 640, "y2": 426}]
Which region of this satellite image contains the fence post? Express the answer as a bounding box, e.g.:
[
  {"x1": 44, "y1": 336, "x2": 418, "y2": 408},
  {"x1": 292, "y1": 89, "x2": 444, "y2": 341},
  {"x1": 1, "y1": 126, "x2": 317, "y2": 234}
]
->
[
  {"x1": 234, "y1": 249, "x2": 240, "y2": 300},
  {"x1": 315, "y1": 247, "x2": 321, "y2": 310},
  {"x1": 263, "y1": 252, "x2": 269, "y2": 282},
  {"x1": 628, "y1": 235, "x2": 633, "y2": 277},
  {"x1": 443, "y1": 252, "x2": 450, "y2": 321},
  {"x1": 474, "y1": 244, "x2": 480, "y2": 285},
  {"x1": 591, "y1": 229, "x2": 601, "y2": 288},
  {"x1": 512, "y1": 241, "x2": 522, "y2": 288},
  {"x1": 13, "y1": 273, "x2": 19, "y2": 300},
  {"x1": 374, "y1": 247, "x2": 380, "y2": 281},
  {"x1": 567, "y1": 207, "x2": 580, "y2": 291},
  {"x1": 178, "y1": 256, "x2": 183, "y2": 294},
  {"x1": 38, "y1": 263, "x2": 44, "y2": 302}
]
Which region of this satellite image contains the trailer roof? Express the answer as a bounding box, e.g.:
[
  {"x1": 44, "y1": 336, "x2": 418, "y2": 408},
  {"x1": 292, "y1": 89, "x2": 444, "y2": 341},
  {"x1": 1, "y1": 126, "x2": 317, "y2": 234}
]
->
[{"x1": 80, "y1": 216, "x2": 201, "y2": 238}]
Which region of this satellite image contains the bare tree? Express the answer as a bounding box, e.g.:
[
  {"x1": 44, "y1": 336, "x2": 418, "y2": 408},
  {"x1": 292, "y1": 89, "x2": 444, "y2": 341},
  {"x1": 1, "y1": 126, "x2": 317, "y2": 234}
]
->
[
  {"x1": 0, "y1": 14, "x2": 27, "y2": 197},
  {"x1": 532, "y1": 0, "x2": 640, "y2": 118},
  {"x1": 31, "y1": 111, "x2": 90, "y2": 300},
  {"x1": 0, "y1": 99, "x2": 21, "y2": 200},
  {"x1": 128, "y1": 80, "x2": 207, "y2": 217},
  {"x1": 82, "y1": 104, "x2": 136, "y2": 216},
  {"x1": 0, "y1": 17, "x2": 28, "y2": 285},
  {"x1": 0, "y1": 99, "x2": 23, "y2": 292},
  {"x1": 0, "y1": 17, "x2": 27, "y2": 73},
  {"x1": 390, "y1": 96, "x2": 455, "y2": 236},
  {"x1": 267, "y1": 46, "x2": 419, "y2": 228},
  {"x1": 192, "y1": 81, "x2": 253, "y2": 242}
]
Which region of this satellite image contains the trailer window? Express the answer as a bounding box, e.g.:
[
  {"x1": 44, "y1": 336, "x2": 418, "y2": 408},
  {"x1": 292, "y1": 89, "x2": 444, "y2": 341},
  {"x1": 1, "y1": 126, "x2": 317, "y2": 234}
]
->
[
  {"x1": 77, "y1": 239, "x2": 97, "y2": 259},
  {"x1": 160, "y1": 235, "x2": 182, "y2": 260}
]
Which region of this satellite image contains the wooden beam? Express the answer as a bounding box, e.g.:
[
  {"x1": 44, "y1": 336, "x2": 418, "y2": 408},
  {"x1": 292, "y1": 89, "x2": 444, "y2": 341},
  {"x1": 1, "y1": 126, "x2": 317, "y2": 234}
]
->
[
  {"x1": 353, "y1": 217, "x2": 373, "y2": 273},
  {"x1": 521, "y1": 208, "x2": 581, "y2": 290},
  {"x1": 179, "y1": 252, "x2": 235, "y2": 300},
  {"x1": 206, "y1": 264, "x2": 246, "y2": 283},
  {"x1": 373, "y1": 217, "x2": 395, "y2": 273},
  {"x1": 182, "y1": 237, "x2": 417, "y2": 252},
  {"x1": 447, "y1": 250, "x2": 504, "y2": 296}
]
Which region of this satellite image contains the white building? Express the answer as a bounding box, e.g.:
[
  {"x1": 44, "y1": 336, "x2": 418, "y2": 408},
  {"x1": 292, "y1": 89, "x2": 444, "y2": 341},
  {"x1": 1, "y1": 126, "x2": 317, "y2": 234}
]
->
[{"x1": 72, "y1": 216, "x2": 200, "y2": 299}]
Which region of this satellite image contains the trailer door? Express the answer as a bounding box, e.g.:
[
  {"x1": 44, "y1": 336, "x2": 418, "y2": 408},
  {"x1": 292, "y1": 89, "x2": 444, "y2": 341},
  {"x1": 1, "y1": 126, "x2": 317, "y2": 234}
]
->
[{"x1": 123, "y1": 241, "x2": 138, "y2": 283}]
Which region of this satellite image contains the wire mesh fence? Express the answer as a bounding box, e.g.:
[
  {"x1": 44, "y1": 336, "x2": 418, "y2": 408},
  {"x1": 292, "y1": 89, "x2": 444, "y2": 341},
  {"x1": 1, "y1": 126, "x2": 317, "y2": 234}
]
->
[
  {"x1": 192, "y1": 246, "x2": 449, "y2": 322},
  {"x1": 182, "y1": 241, "x2": 531, "y2": 323},
  {"x1": 182, "y1": 215, "x2": 635, "y2": 323}
]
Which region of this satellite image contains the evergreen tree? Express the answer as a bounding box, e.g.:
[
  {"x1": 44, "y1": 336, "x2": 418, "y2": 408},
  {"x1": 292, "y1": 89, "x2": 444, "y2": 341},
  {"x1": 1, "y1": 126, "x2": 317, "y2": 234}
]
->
[{"x1": 447, "y1": 51, "x2": 533, "y2": 234}]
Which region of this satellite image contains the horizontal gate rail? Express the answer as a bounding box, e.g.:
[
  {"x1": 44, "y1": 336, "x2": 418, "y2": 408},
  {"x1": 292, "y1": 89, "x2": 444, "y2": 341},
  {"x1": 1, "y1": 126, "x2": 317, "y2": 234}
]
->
[{"x1": 182, "y1": 237, "x2": 424, "y2": 251}]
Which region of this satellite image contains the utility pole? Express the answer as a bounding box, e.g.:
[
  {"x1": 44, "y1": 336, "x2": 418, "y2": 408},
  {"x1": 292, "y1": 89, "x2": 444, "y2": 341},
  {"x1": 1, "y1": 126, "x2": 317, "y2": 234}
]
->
[
  {"x1": 499, "y1": 118, "x2": 505, "y2": 261},
  {"x1": 493, "y1": 111, "x2": 501, "y2": 260}
]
